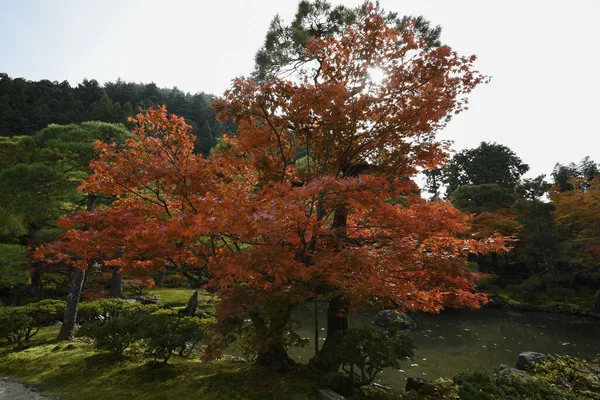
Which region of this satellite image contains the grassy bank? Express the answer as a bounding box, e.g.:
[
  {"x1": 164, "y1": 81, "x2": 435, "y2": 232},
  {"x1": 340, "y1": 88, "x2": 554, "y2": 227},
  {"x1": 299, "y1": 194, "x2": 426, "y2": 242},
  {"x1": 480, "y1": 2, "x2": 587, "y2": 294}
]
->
[
  {"x1": 0, "y1": 289, "x2": 320, "y2": 400},
  {"x1": 486, "y1": 286, "x2": 597, "y2": 315},
  {"x1": 0, "y1": 326, "x2": 321, "y2": 400}
]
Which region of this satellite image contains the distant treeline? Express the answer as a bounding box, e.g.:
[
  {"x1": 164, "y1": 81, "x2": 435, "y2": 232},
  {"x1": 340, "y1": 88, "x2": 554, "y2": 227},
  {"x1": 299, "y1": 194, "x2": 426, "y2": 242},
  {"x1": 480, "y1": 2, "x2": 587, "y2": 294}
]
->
[{"x1": 0, "y1": 73, "x2": 233, "y2": 155}]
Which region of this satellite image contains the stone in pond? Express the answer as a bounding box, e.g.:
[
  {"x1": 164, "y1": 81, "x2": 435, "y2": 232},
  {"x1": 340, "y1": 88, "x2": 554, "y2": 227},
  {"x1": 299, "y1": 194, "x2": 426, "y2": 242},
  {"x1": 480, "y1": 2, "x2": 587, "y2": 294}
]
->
[
  {"x1": 516, "y1": 351, "x2": 545, "y2": 371},
  {"x1": 374, "y1": 310, "x2": 416, "y2": 329},
  {"x1": 405, "y1": 377, "x2": 427, "y2": 392}
]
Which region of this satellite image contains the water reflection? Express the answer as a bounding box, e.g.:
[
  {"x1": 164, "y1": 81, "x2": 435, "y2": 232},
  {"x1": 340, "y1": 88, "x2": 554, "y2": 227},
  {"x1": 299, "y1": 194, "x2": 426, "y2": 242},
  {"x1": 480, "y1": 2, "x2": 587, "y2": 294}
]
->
[{"x1": 289, "y1": 302, "x2": 600, "y2": 391}]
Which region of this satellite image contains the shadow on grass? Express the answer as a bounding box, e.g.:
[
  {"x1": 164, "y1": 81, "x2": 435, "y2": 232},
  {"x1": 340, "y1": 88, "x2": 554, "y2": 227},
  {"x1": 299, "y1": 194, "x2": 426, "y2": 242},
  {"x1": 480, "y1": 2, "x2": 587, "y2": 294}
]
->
[{"x1": 1, "y1": 336, "x2": 321, "y2": 400}]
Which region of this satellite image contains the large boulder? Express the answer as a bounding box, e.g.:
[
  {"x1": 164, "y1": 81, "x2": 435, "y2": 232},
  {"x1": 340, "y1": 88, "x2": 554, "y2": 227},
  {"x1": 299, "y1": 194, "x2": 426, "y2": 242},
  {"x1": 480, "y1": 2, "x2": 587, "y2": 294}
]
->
[
  {"x1": 516, "y1": 351, "x2": 545, "y2": 371},
  {"x1": 374, "y1": 310, "x2": 416, "y2": 329}
]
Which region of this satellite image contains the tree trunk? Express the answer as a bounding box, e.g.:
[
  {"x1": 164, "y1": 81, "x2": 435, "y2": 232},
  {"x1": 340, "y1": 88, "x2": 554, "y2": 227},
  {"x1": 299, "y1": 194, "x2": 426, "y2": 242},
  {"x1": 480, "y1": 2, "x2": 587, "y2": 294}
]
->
[
  {"x1": 314, "y1": 296, "x2": 319, "y2": 356},
  {"x1": 155, "y1": 269, "x2": 165, "y2": 288},
  {"x1": 310, "y1": 295, "x2": 348, "y2": 371},
  {"x1": 58, "y1": 267, "x2": 85, "y2": 341},
  {"x1": 110, "y1": 267, "x2": 123, "y2": 298},
  {"x1": 490, "y1": 252, "x2": 499, "y2": 273},
  {"x1": 58, "y1": 194, "x2": 96, "y2": 341},
  {"x1": 250, "y1": 307, "x2": 295, "y2": 371},
  {"x1": 30, "y1": 268, "x2": 42, "y2": 296},
  {"x1": 255, "y1": 342, "x2": 295, "y2": 371}
]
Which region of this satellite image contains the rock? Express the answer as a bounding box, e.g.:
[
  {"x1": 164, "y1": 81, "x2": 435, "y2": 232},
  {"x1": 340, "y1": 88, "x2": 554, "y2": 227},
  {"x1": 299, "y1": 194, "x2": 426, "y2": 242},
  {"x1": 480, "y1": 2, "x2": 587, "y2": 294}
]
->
[
  {"x1": 184, "y1": 290, "x2": 199, "y2": 316},
  {"x1": 318, "y1": 388, "x2": 345, "y2": 400},
  {"x1": 222, "y1": 355, "x2": 246, "y2": 363},
  {"x1": 591, "y1": 289, "x2": 600, "y2": 314},
  {"x1": 405, "y1": 377, "x2": 427, "y2": 392},
  {"x1": 516, "y1": 351, "x2": 545, "y2": 371},
  {"x1": 498, "y1": 364, "x2": 530, "y2": 378},
  {"x1": 419, "y1": 382, "x2": 437, "y2": 395},
  {"x1": 321, "y1": 372, "x2": 353, "y2": 395},
  {"x1": 374, "y1": 310, "x2": 416, "y2": 329}
]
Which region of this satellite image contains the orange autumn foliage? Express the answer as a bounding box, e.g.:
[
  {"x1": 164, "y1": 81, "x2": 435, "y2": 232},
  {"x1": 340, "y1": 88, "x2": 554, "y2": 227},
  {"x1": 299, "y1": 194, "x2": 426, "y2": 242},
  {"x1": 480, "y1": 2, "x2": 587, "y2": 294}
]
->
[
  {"x1": 550, "y1": 177, "x2": 600, "y2": 259},
  {"x1": 36, "y1": 4, "x2": 506, "y2": 364}
]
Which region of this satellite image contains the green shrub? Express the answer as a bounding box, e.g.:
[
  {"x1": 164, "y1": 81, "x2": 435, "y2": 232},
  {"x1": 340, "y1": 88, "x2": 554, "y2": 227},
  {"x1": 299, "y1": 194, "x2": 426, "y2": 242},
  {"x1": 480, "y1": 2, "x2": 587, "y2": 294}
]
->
[
  {"x1": 25, "y1": 299, "x2": 66, "y2": 326},
  {"x1": 454, "y1": 370, "x2": 564, "y2": 400},
  {"x1": 534, "y1": 355, "x2": 600, "y2": 398},
  {"x1": 0, "y1": 300, "x2": 65, "y2": 348},
  {"x1": 140, "y1": 314, "x2": 208, "y2": 364},
  {"x1": 230, "y1": 325, "x2": 258, "y2": 363},
  {"x1": 476, "y1": 274, "x2": 498, "y2": 291},
  {"x1": 163, "y1": 275, "x2": 189, "y2": 288},
  {"x1": 0, "y1": 244, "x2": 28, "y2": 290},
  {"x1": 324, "y1": 326, "x2": 414, "y2": 387},
  {"x1": 77, "y1": 298, "x2": 160, "y2": 324},
  {"x1": 518, "y1": 275, "x2": 544, "y2": 301},
  {"x1": 78, "y1": 316, "x2": 142, "y2": 354},
  {"x1": 0, "y1": 307, "x2": 33, "y2": 348}
]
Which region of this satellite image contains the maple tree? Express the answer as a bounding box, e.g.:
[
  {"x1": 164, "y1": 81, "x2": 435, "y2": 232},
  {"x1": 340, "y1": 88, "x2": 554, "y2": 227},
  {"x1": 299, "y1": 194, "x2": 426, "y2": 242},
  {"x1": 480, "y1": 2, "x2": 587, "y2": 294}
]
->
[
  {"x1": 37, "y1": 4, "x2": 505, "y2": 370},
  {"x1": 212, "y1": 5, "x2": 504, "y2": 369},
  {"x1": 35, "y1": 107, "x2": 222, "y2": 275}
]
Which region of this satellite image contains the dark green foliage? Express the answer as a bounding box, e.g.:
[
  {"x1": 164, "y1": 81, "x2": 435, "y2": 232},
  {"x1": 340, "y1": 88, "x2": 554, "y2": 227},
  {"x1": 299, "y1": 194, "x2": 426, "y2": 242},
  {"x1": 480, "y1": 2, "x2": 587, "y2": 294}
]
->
[
  {"x1": 444, "y1": 141, "x2": 529, "y2": 196},
  {"x1": 77, "y1": 298, "x2": 160, "y2": 325},
  {"x1": 0, "y1": 121, "x2": 129, "y2": 249},
  {"x1": 513, "y1": 175, "x2": 564, "y2": 276},
  {"x1": 535, "y1": 355, "x2": 600, "y2": 399},
  {"x1": 454, "y1": 370, "x2": 564, "y2": 400},
  {"x1": 230, "y1": 325, "x2": 259, "y2": 363},
  {"x1": 26, "y1": 299, "x2": 66, "y2": 326},
  {"x1": 0, "y1": 300, "x2": 65, "y2": 348},
  {"x1": 451, "y1": 184, "x2": 515, "y2": 213},
  {"x1": 423, "y1": 168, "x2": 443, "y2": 201},
  {"x1": 78, "y1": 317, "x2": 141, "y2": 355},
  {"x1": 77, "y1": 306, "x2": 208, "y2": 359},
  {"x1": 0, "y1": 244, "x2": 28, "y2": 289},
  {"x1": 0, "y1": 73, "x2": 229, "y2": 156},
  {"x1": 139, "y1": 311, "x2": 208, "y2": 363},
  {"x1": 324, "y1": 326, "x2": 414, "y2": 387},
  {"x1": 0, "y1": 163, "x2": 72, "y2": 241},
  {"x1": 0, "y1": 307, "x2": 33, "y2": 348},
  {"x1": 552, "y1": 156, "x2": 599, "y2": 192},
  {"x1": 253, "y1": 0, "x2": 441, "y2": 82}
]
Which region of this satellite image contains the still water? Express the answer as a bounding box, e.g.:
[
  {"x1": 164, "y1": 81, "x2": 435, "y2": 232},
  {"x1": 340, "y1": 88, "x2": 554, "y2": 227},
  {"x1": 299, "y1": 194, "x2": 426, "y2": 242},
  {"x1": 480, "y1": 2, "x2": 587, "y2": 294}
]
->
[{"x1": 289, "y1": 302, "x2": 600, "y2": 391}]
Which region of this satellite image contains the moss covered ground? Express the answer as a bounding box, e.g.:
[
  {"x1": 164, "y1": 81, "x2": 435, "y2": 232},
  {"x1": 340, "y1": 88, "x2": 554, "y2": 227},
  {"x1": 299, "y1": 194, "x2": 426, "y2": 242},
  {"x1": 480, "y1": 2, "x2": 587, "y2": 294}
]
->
[
  {"x1": 0, "y1": 325, "x2": 323, "y2": 400},
  {"x1": 0, "y1": 289, "x2": 324, "y2": 399}
]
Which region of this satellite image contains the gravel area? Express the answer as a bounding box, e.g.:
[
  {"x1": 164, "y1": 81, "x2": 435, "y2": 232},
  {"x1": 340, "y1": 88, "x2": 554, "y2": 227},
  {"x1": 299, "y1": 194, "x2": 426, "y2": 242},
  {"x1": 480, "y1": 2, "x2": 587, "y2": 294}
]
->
[{"x1": 0, "y1": 377, "x2": 50, "y2": 400}]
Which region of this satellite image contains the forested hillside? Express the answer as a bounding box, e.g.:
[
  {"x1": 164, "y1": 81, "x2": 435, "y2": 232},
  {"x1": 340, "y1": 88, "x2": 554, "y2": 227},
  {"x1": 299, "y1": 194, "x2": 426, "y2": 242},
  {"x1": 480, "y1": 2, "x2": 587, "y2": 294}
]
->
[{"x1": 0, "y1": 73, "x2": 232, "y2": 155}]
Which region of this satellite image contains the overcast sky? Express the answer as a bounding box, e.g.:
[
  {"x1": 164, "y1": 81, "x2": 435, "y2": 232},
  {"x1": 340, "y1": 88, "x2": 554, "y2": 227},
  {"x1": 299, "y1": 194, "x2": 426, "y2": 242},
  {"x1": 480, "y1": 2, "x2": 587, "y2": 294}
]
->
[{"x1": 1, "y1": 0, "x2": 599, "y2": 179}]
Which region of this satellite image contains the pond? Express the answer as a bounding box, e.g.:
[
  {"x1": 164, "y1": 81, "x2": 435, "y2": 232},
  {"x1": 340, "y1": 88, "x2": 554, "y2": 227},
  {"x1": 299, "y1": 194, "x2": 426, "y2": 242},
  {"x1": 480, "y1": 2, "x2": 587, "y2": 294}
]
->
[{"x1": 289, "y1": 302, "x2": 600, "y2": 392}]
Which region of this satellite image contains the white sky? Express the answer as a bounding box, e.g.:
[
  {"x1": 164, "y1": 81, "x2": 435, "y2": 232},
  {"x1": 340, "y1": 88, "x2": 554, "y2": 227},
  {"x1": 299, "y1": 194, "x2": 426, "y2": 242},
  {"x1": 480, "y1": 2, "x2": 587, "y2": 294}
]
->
[{"x1": 1, "y1": 0, "x2": 599, "y2": 179}]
